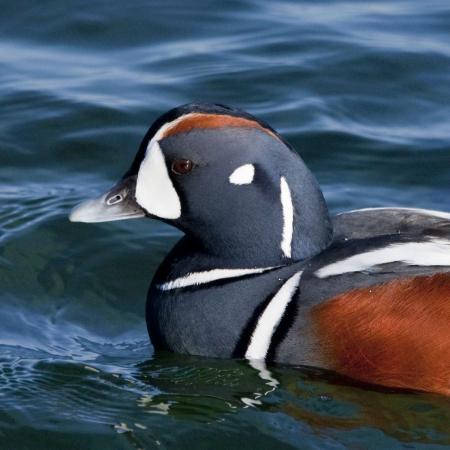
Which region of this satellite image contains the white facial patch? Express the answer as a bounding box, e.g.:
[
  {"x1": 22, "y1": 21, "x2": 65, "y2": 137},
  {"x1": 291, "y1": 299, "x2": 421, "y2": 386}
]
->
[
  {"x1": 245, "y1": 270, "x2": 303, "y2": 361},
  {"x1": 229, "y1": 164, "x2": 255, "y2": 185},
  {"x1": 315, "y1": 239, "x2": 450, "y2": 278},
  {"x1": 280, "y1": 177, "x2": 294, "y2": 258},
  {"x1": 134, "y1": 115, "x2": 196, "y2": 220},
  {"x1": 135, "y1": 141, "x2": 181, "y2": 219}
]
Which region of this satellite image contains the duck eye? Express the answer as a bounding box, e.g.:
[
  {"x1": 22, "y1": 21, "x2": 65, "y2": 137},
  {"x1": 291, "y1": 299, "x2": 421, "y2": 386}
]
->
[{"x1": 171, "y1": 159, "x2": 193, "y2": 175}]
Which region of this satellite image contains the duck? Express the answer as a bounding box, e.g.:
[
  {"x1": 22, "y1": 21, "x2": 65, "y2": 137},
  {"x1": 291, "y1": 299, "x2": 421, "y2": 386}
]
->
[{"x1": 69, "y1": 103, "x2": 450, "y2": 396}]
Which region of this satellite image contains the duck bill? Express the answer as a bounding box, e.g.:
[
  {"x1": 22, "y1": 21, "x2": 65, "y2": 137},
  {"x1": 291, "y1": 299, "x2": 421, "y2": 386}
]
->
[{"x1": 69, "y1": 176, "x2": 146, "y2": 223}]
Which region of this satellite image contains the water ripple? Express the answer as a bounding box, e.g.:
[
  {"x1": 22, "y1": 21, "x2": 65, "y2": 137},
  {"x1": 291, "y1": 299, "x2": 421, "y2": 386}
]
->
[{"x1": 1, "y1": 0, "x2": 449, "y2": 447}]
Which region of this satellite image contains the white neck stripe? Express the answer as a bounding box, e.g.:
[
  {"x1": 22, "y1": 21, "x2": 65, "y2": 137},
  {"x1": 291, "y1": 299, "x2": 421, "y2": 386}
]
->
[
  {"x1": 245, "y1": 270, "x2": 303, "y2": 361},
  {"x1": 158, "y1": 266, "x2": 277, "y2": 291},
  {"x1": 315, "y1": 239, "x2": 450, "y2": 278},
  {"x1": 280, "y1": 177, "x2": 294, "y2": 258}
]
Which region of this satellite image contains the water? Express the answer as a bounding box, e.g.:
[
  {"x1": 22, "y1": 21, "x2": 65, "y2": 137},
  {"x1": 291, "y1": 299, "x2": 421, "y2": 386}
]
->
[{"x1": 1, "y1": 0, "x2": 449, "y2": 448}]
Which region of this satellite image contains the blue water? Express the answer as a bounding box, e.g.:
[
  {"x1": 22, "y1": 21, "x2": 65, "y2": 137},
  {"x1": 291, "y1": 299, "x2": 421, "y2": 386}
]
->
[{"x1": 0, "y1": 1, "x2": 449, "y2": 448}]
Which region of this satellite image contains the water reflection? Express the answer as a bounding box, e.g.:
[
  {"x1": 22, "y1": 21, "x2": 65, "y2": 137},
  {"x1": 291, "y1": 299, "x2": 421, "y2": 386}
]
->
[{"x1": 135, "y1": 354, "x2": 450, "y2": 445}]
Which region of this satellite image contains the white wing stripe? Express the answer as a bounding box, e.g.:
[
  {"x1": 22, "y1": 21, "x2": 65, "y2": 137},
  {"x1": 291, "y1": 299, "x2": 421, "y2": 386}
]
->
[
  {"x1": 315, "y1": 239, "x2": 450, "y2": 278},
  {"x1": 339, "y1": 207, "x2": 450, "y2": 220}
]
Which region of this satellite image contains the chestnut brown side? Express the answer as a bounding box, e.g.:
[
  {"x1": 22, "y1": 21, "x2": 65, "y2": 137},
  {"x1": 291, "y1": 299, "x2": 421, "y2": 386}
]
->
[{"x1": 312, "y1": 272, "x2": 450, "y2": 396}]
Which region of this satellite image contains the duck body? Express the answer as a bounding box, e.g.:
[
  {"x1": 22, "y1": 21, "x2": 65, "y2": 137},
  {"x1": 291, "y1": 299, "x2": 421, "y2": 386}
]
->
[
  {"x1": 148, "y1": 208, "x2": 450, "y2": 395},
  {"x1": 70, "y1": 103, "x2": 450, "y2": 396}
]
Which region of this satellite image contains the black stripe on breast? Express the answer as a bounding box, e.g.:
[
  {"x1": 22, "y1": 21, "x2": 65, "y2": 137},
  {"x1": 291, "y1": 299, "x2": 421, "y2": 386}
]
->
[
  {"x1": 232, "y1": 281, "x2": 301, "y2": 360},
  {"x1": 231, "y1": 286, "x2": 281, "y2": 358}
]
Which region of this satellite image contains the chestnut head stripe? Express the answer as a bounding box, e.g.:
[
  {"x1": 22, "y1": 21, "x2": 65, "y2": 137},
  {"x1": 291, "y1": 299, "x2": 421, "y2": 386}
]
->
[{"x1": 161, "y1": 113, "x2": 280, "y2": 141}]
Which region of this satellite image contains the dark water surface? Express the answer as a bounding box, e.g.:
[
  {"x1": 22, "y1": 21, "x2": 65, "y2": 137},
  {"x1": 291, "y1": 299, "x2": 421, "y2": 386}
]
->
[{"x1": 1, "y1": 1, "x2": 450, "y2": 448}]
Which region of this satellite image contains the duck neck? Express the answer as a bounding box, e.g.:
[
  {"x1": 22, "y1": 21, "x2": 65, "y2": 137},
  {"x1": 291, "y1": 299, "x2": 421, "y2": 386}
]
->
[{"x1": 175, "y1": 172, "x2": 333, "y2": 270}]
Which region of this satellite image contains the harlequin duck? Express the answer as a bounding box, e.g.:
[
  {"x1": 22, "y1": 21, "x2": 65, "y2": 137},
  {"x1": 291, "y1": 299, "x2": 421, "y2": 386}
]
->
[{"x1": 70, "y1": 103, "x2": 450, "y2": 396}]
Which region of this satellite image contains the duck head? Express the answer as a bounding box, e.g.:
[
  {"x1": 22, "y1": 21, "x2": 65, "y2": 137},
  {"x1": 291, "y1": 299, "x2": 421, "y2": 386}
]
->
[{"x1": 70, "y1": 103, "x2": 333, "y2": 266}]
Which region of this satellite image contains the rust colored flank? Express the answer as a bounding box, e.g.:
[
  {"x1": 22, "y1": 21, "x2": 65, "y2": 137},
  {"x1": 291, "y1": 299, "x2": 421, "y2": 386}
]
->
[
  {"x1": 311, "y1": 272, "x2": 450, "y2": 396},
  {"x1": 162, "y1": 113, "x2": 279, "y2": 140}
]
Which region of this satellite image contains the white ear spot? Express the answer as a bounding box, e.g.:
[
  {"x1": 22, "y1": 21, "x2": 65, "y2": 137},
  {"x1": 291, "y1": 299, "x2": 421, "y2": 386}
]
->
[
  {"x1": 229, "y1": 164, "x2": 255, "y2": 185},
  {"x1": 135, "y1": 142, "x2": 181, "y2": 219}
]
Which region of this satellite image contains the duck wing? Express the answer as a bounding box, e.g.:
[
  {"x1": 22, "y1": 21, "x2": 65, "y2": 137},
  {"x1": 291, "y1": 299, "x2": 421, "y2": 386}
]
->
[
  {"x1": 299, "y1": 207, "x2": 450, "y2": 303},
  {"x1": 294, "y1": 208, "x2": 450, "y2": 395}
]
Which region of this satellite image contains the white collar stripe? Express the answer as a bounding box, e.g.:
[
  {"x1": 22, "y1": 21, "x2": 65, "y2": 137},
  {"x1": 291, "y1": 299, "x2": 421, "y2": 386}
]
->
[
  {"x1": 245, "y1": 270, "x2": 303, "y2": 361},
  {"x1": 280, "y1": 177, "x2": 294, "y2": 258},
  {"x1": 158, "y1": 266, "x2": 276, "y2": 291}
]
